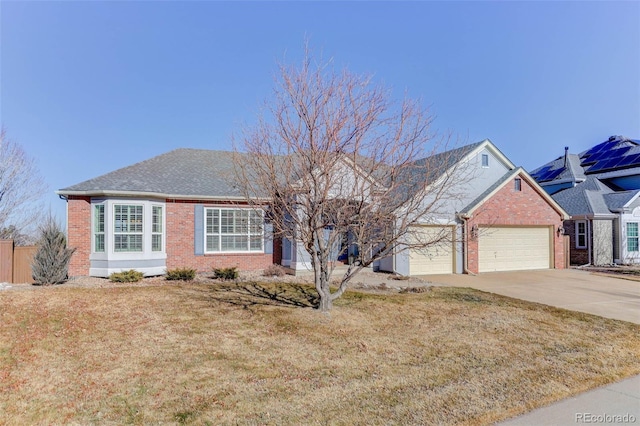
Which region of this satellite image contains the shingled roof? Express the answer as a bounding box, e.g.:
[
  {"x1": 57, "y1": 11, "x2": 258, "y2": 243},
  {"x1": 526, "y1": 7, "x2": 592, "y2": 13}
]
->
[
  {"x1": 549, "y1": 175, "x2": 640, "y2": 218},
  {"x1": 57, "y1": 149, "x2": 247, "y2": 200}
]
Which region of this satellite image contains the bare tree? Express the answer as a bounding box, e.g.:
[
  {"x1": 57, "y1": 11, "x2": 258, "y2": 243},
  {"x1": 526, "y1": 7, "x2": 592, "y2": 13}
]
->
[
  {"x1": 234, "y1": 48, "x2": 466, "y2": 312},
  {"x1": 0, "y1": 129, "x2": 47, "y2": 245}
]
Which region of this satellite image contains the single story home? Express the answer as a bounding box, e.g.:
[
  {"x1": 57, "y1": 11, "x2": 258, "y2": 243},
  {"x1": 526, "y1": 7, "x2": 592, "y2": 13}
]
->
[{"x1": 58, "y1": 140, "x2": 567, "y2": 277}]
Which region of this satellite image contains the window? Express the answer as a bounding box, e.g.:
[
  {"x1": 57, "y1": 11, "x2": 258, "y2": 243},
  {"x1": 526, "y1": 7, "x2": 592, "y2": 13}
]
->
[
  {"x1": 114, "y1": 204, "x2": 143, "y2": 252},
  {"x1": 152, "y1": 206, "x2": 163, "y2": 252},
  {"x1": 205, "y1": 208, "x2": 263, "y2": 252},
  {"x1": 576, "y1": 221, "x2": 587, "y2": 249},
  {"x1": 627, "y1": 222, "x2": 639, "y2": 252},
  {"x1": 514, "y1": 178, "x2": 522, "y2": 191},
  {"x1": 481, "y1": 154, "x2": 489, "y2": 168},
  {"x1": 94, "y1": 204, "x2": 105, "y2": 252}
]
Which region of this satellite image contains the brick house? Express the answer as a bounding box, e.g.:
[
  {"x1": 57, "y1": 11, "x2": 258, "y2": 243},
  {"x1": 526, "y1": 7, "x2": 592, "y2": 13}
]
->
[{"x1": 58, "y1": 140, "x2": 567, "y2": 278}]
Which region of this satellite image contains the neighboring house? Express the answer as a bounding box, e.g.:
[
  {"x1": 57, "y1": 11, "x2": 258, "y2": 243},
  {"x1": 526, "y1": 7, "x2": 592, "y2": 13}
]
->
[
  {"x1": 58, "y1": 140, "x2": 567, "y2": 278},
  {"x1": 531, "y1": 135, "x2": 640, "y2": 265}
]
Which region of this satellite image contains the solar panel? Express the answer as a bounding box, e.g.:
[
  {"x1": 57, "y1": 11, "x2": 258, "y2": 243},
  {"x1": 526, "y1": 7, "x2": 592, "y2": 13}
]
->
[
  {"x1": 531, "y1": 166, "x2": 552, "y2": 180},
  {"x1": 583, "y1": 140, "x2": 617, "y2": 157},
  {"x1": 587, "y1": 158, "x2": 620, "y2": 173},
  {"x1": 582, "y1": 145, "x2": 632, "y2": 170},
  {"x1": 619, "y1": 153, "x2": 640, "y2": 168},
  {"x1": 534, "y1": 168, "x2": 564, "y2": 182},
  {"x1": 622, "y1": 154, "x2": 640, "y2": 168},
  {"x1": 545, "y1": 169, "x2": 564, "y2": 180}
]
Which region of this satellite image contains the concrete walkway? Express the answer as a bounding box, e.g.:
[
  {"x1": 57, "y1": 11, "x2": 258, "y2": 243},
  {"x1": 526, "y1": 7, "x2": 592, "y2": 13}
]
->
[
  {"x1": 421, "y1": 269, "x2": 640, "y2": 425},
  {"x1": 499, "y1": 375, "x2": 640, "y2": 425}
]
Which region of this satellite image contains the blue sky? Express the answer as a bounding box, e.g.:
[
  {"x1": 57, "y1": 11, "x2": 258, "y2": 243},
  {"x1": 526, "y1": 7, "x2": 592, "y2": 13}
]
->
[{"x1": 2, "y1": 1, "x2": 639, "y2": 221}]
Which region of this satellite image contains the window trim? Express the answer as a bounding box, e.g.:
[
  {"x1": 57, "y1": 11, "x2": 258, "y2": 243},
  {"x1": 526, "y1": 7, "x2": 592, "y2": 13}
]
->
[
  {"x1": 93, "y1": 203, "x2": 105, "y2": 253},
  {"x1": 514, "y1": 178, "x2": 522, "y2": 191},
  {"x1": 151, "y1": 205, "x2": 163, "y2": 252},
  {"x1": 204, "y1": 207, "x2": 264, "y2": 254},
  {"x1": 575, "y1": 220, "x2": 587, "y2": 249},
  {"x1": 113, "y1": 204, "x2": 144, "y2": 253},
  {"x1": 481, "y1": 153, "x2": 489, "y2": 168},
  {"x1": 627, "y1": 222, "x2": 639, "y2": 253}
]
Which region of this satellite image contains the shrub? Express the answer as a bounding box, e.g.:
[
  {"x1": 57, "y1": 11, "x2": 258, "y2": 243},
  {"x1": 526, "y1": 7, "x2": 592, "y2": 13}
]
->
[
  {"x1": 166, "y1": 267, "x2": 197, "y2": 281},
  {"x1": 109, "y1": 269, "x2": 144, "y2": 283},
  {"x1": 213, "y1": 267, "x2": 238, "y2": 280},
  {"x1": 263, "y1": 264, "x2": 286, "y2": 277},
  {"x1": 31, "y1": 216, "x2": 76, "y2": 285}
]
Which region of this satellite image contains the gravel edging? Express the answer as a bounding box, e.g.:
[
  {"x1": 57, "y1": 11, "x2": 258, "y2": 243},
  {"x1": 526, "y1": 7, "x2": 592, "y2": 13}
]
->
[{"x1": 0, "y1": 269, "x2": 432, "y2": 293}]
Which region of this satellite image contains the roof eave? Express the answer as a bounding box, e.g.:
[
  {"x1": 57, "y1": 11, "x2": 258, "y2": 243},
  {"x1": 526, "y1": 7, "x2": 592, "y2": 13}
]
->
[
  {"x1": 569, "y1": 214, "x2": 617, "y2": 220},
  {"x1": 55, "y1": 189, "x2": 265, "y2": 202}
]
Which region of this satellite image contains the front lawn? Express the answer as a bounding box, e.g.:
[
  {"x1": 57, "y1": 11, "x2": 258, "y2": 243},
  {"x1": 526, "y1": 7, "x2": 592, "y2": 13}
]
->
[{"x1": 1, "y1": 282, "x2": 638, "y2": 425}]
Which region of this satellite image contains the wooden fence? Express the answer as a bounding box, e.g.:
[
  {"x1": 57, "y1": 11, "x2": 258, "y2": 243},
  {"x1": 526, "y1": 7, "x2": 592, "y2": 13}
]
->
[{"x1": 0, "y1": 240, "x2": 37, "y2": 284}]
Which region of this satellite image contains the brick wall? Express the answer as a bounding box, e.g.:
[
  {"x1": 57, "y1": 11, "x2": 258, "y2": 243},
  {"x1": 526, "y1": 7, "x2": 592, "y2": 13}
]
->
[
  {"x1": 564, "y1": 220, "x2": 589, "y2": 265},
  {"x1": 67, "y1": 196, "x2": 91, "y2": 276},
  {"x1": 465, "y1": 175, "x2": 565, "y2": 274},
  {"x1": 165, "y1": 201, "x2": 277, "y2": 272},
  {"x1": 66, "y1": 197, "x2": 279, "y2": 277}
]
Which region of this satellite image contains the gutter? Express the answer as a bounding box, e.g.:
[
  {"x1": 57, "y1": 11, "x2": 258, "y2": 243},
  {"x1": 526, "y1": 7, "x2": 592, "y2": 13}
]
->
[{"x1": 55, "y1": 190, "x2": 269, "y2": 203}]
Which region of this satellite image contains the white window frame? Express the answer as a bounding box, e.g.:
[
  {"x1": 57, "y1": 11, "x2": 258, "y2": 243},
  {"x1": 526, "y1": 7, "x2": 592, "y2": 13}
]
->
[
  {"x1": 204, "y1": 207, "x2": 264, "y2": 253},
  {"x1": 481, "y1": 154, "x2": 489, "y2": 168},
  {"x1": 151, "y1": 205, "x2": 163, "y2": 252},
  {"x1": 576, "y1": 220, "x2": 587, "y2": 249},
  {"x1": 113, "y1": 204, "x2": 144, "y2": 252},
  {"x1": 93, "y1": 203, "x2": 105, "y2": 253},
  {"x1": 627, "y1": 222, "x2": 639, "y2": 253}
]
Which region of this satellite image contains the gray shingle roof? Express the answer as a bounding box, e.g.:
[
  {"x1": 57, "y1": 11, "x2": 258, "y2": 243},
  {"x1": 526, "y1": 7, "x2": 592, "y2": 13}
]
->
[
  {"x1": 58, "y1": 149, "x2": 247, "y2": 199},
  {"x1": 551, "y1": 176, "x2": 618, "y2": 217},
  {"x1": 386, "y1": 141, "x2": 486, "y2": 207},
  {"x1": 603, "y1": 191, "x2": 640, "y2": 211}
]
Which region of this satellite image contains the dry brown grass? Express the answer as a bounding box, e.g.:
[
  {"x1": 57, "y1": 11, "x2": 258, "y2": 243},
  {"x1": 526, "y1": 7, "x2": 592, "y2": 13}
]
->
[{"x1": 1, "y1": 282, "x2": 639, "y2": 425}]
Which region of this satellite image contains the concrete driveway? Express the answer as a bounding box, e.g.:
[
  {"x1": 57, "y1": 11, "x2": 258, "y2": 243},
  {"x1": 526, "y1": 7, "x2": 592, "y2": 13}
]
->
[{"x1": 424, "y1": 269, "x2": 640, "y2": 324}]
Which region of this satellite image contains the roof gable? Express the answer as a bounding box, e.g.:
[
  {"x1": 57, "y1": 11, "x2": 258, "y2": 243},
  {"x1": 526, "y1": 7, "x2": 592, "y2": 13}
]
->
[{"x1": 460, "y1": 167, "x2": 569, "y2": 219}]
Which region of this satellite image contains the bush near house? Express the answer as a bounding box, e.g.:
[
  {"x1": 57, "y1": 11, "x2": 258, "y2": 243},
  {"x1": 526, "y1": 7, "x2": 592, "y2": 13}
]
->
[
  {"x1": 213, "y1": 267, "x2": 238, "y2": 280},
  {"x1": 109, "y1": 270, "x2": 144, "y2": 283},
  {"x1": 263, "y1": 264, "x2": 286, "y2": 277},
  {"x1": 165, "y1": 267, "x2": 197, "y2": 281}
]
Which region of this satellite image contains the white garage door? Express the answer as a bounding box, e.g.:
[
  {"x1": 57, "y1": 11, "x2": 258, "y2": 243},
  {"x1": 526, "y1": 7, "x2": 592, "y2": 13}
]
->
[
  {"x1": 409, "y1": 226, "x2": 455, "y2": 275},
  {"x1": 479, "y1": 226, "x2": 551, "y2": 272}
]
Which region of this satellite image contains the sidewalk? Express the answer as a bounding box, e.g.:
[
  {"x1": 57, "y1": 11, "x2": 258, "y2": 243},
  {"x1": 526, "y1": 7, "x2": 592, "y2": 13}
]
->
[{"x1": 498, "y1": 374, "x2": 640, "y2": 425}]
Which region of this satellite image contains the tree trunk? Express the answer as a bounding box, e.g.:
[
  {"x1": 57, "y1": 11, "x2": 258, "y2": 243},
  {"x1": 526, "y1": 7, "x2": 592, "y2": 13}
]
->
[{"x1": 318, "y1": 290, "x2": 332, "y2": 312}]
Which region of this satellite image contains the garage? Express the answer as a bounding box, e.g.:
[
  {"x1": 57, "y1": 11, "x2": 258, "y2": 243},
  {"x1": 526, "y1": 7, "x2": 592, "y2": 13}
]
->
[
  {"x1": 478, "y1": 226, "x2": 551, "y2": 272},
  {"x1": 409, "y1": 226, "x2": 455, "y2": 275}
]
